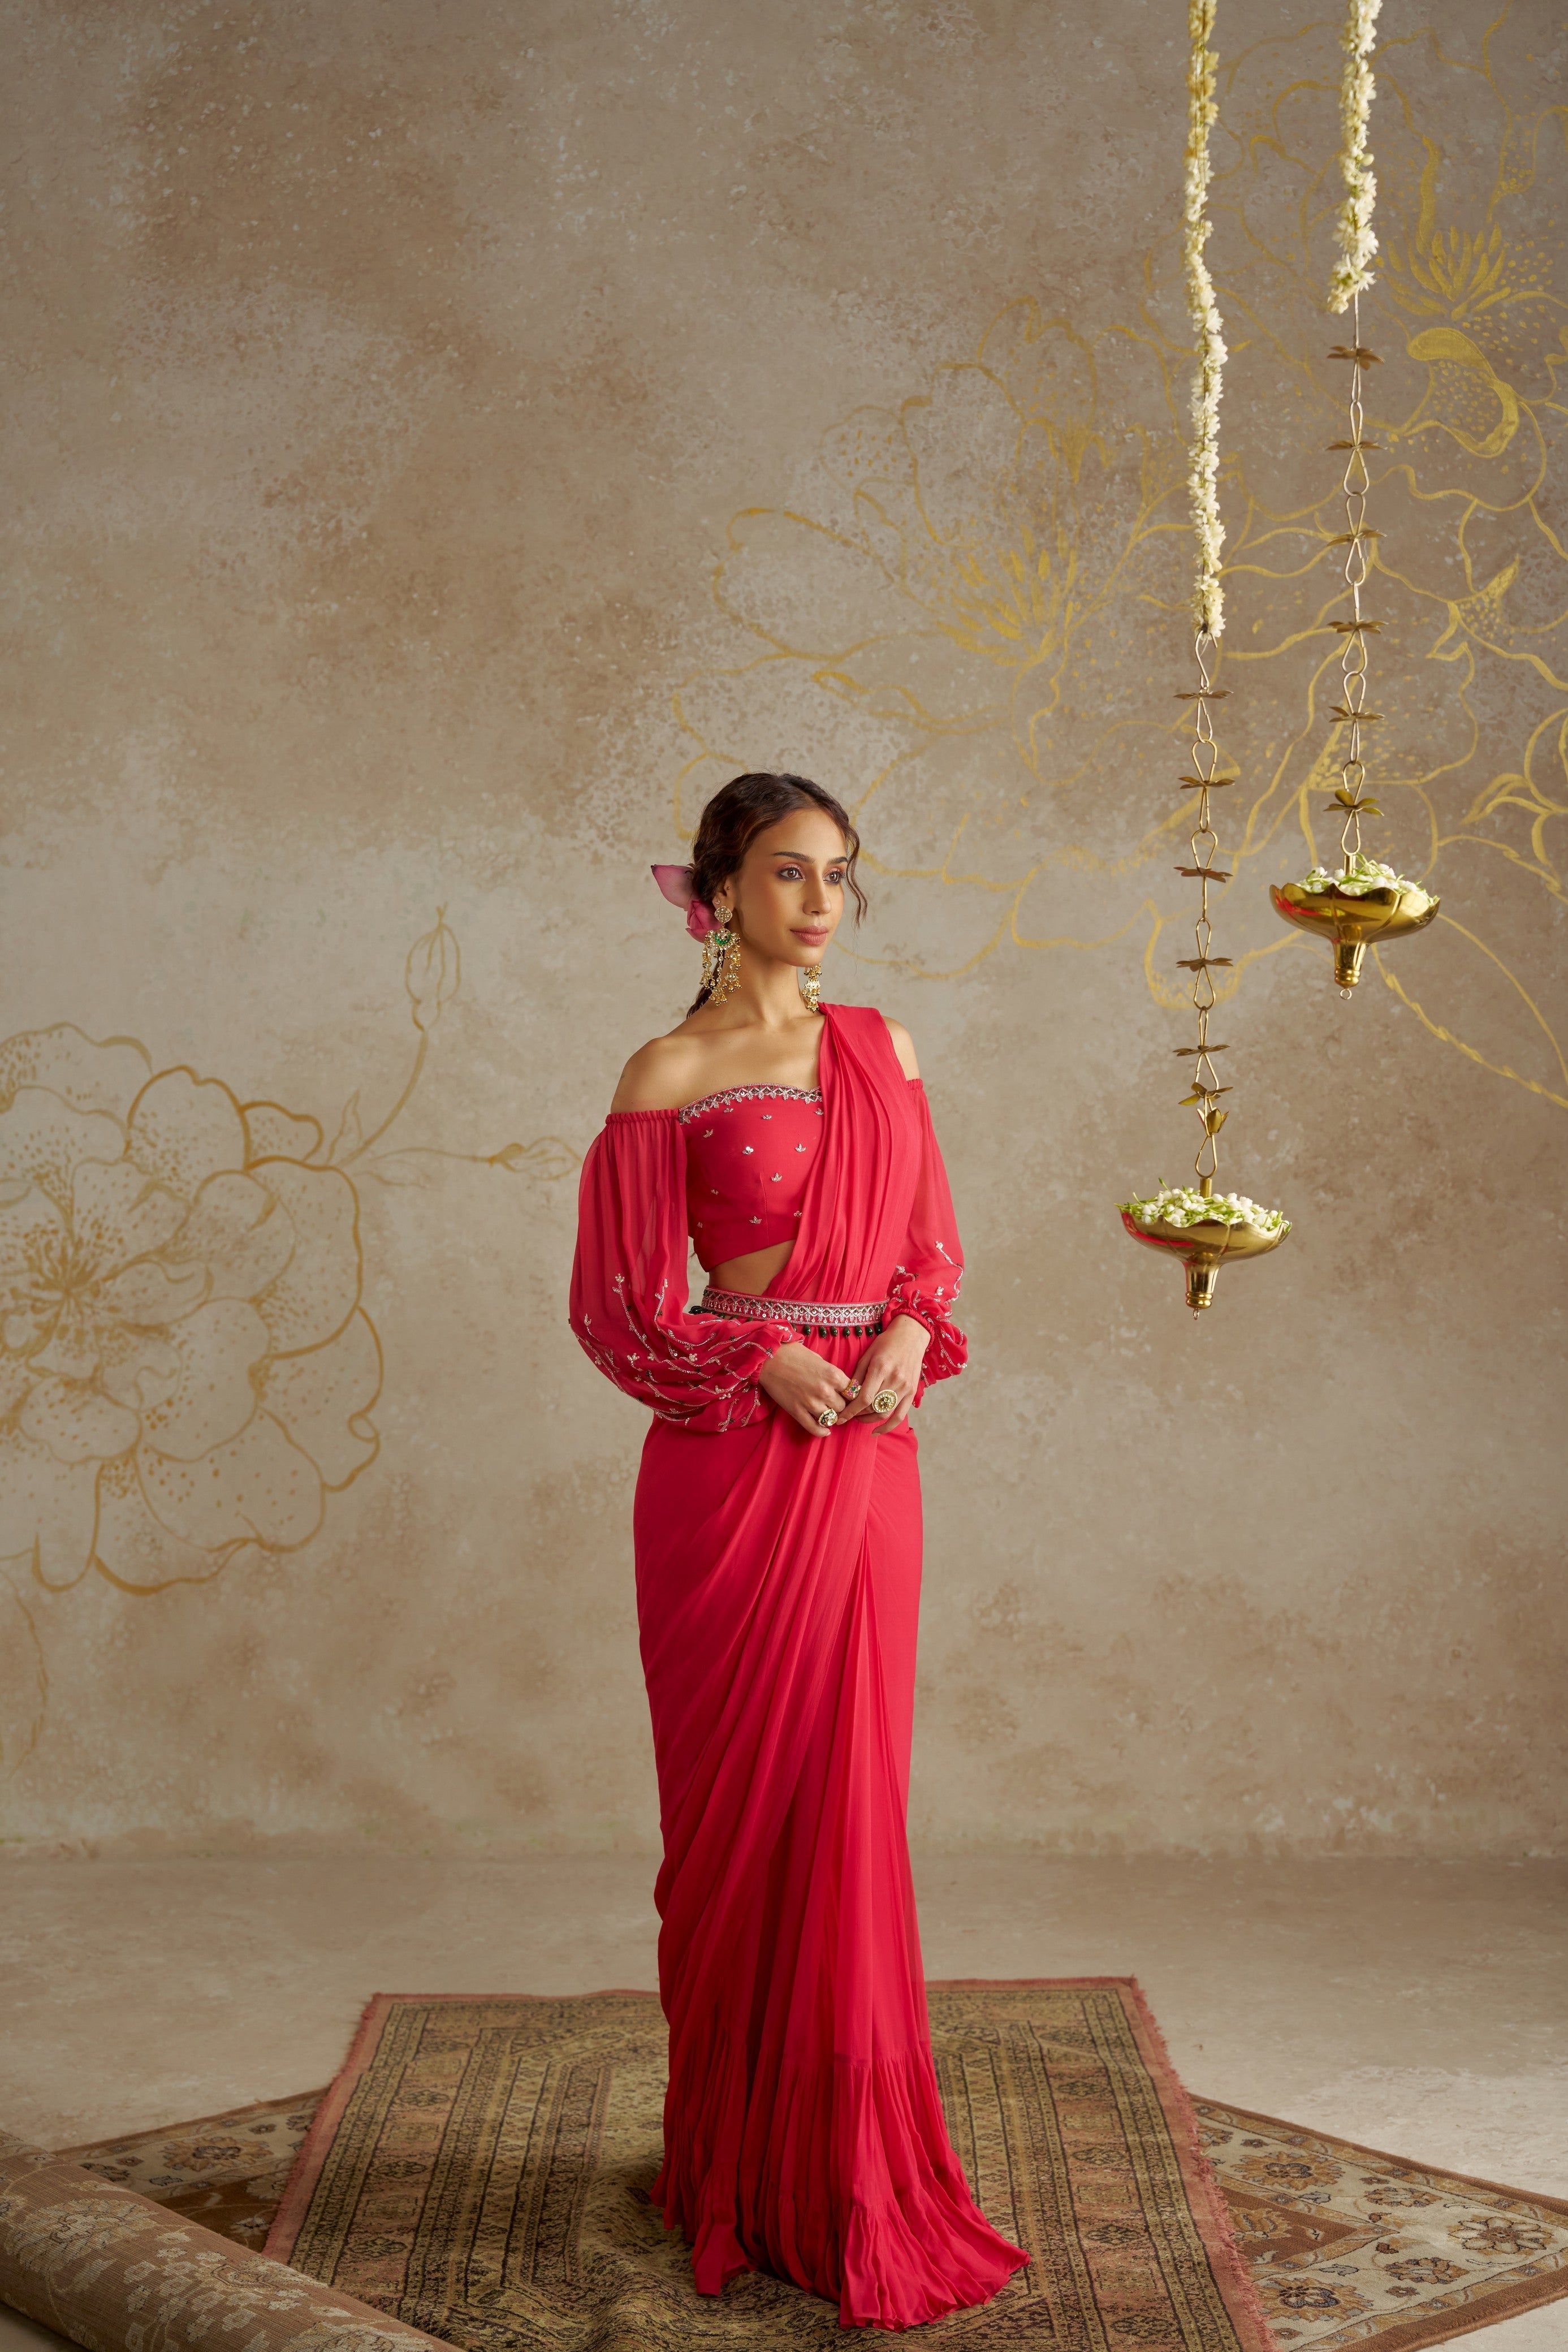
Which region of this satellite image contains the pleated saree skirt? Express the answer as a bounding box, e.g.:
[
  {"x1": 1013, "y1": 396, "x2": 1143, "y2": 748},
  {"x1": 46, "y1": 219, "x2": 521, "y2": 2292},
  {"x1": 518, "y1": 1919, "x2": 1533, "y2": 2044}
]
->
[{"x1": 632, "y1": 1335, "x2": 1028, "y2": 2331}]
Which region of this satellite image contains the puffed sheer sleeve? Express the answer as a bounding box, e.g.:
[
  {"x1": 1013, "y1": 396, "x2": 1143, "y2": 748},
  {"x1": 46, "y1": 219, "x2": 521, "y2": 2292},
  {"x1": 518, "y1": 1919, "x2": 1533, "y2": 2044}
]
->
[
  {"x1": 887, "y1": 1080, "x2": 969, "y2": 1392},
  {"x1": 569, "y1": 1111, "x2": 798, "y2": 1431}
]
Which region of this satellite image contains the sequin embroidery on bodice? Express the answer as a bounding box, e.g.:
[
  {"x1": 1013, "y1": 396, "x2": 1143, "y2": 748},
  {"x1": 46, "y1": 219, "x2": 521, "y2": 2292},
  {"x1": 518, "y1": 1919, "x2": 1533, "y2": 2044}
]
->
[{"x1": 680, "y1": 1085, "x2": 825, "y2": 1273}]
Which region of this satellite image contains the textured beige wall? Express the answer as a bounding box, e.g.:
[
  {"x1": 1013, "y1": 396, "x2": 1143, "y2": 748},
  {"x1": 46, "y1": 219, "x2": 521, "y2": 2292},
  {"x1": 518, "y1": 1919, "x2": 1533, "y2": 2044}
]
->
[{"x1": 1, "y1": 0, "x2": 1563, "y2": 1859}]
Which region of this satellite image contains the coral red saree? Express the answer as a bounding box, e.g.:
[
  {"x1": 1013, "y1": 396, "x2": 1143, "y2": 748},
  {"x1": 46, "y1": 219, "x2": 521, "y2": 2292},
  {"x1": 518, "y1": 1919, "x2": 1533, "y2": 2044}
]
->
[{"x1": 570, "y1": 1005, "x2": 1026, "y2": 2328}]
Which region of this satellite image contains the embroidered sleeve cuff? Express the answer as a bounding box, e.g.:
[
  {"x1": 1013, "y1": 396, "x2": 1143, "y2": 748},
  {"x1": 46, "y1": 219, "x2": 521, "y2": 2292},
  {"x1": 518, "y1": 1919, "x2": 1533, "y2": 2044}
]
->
[{"x1": 887, "y1": 1289, "x2": 967, "y2": 1388}]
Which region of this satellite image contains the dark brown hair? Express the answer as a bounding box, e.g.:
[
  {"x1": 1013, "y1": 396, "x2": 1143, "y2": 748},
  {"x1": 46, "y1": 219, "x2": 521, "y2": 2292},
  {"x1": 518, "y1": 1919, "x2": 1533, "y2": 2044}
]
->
[{"x1": 686, "y1": 771, "x2": 866, "y2": 1013}]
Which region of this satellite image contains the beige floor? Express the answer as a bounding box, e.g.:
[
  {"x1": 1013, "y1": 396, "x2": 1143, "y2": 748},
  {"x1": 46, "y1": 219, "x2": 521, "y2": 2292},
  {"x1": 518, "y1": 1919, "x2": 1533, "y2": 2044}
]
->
[{"x1": 2, "y1": 1855, "x2": 1565, "y2": 2348}]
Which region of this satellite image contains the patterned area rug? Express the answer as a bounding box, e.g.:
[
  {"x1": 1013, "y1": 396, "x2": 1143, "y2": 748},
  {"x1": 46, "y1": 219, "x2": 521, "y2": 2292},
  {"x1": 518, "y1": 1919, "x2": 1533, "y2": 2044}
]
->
[
  {"x1": 61, "y1": 1988, "x2": 1568, "y2": 2351},
  {"x1": 258, "y1": 1983, "x2": 1269, "y2": 2347},
  {"x1": 1191, "y1": 2099, "x2": 1568, "y2": 2350},
  {"x1": 66, "y1": 2088, "x2": 323, "y2": 2249}
]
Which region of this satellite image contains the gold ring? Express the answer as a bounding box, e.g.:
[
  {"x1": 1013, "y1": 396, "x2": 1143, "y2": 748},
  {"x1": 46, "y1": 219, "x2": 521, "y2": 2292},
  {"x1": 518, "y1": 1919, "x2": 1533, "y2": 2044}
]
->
[
  {"x1": 845, "y1": 1382, "x2": 862, "y2": 1400},
  {"x1": 871, "y1": 1388, "x2": 900, "y2": 1415},
  {"x1": 816, "y1": 1406, "x2": 839, "y2": 1429}
]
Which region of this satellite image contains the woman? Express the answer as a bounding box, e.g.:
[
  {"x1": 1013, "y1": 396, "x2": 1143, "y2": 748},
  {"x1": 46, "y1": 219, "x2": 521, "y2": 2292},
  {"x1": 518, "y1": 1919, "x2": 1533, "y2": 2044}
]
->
[{"x1": 569, "y1": 773, "x2": 1027, "y2": 2329}]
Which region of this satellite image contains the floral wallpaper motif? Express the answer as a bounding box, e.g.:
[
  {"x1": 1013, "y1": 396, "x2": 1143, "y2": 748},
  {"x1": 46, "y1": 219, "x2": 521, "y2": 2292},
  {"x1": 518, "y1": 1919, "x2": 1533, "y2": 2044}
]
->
[
  {"x1": 0, "y1": 914, "x2": 577, "y2": 1771},
  {"x1": 675, "y1": 303, "x2": 1189, "y2": 977},
  {"x1": 0, "y1": 1029, "x2": 380, "y2": 1600},
  {"x1": 671, "y1": 15, "x2": 1567, "y2": 1112}
]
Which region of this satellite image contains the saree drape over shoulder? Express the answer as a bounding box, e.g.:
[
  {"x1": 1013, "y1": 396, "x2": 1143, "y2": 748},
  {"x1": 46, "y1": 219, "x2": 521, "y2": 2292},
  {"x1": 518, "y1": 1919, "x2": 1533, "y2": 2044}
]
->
[{"x1": 569, "y1": 1005, "x2": 1026, "y2": 2329}]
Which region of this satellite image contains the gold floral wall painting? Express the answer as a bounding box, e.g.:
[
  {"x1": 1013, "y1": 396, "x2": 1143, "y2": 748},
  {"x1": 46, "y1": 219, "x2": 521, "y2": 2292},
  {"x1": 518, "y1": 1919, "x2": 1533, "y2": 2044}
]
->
[
  {"x1": 670, "y1": 8, "x2": 1567, "y2": 1116},
  {"x1": 5, "y1": 11, "x2": 1564, "y2": 1784},
  {"x1": 0, "y1": 913, "x2": 578, "y2": 1774}
]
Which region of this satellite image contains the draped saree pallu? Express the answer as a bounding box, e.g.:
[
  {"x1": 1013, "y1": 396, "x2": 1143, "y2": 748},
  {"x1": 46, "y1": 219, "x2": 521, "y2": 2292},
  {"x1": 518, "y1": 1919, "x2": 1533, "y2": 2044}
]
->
[{"x1": 569, "y1": 1004, "x2": 1027, "y2": 2329}]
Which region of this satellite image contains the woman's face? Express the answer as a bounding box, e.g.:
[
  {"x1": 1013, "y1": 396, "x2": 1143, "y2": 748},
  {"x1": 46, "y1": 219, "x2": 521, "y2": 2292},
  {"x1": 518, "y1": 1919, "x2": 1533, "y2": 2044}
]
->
[{"x1": 725, "y1": 807, "x2": 849, "y2": 970}]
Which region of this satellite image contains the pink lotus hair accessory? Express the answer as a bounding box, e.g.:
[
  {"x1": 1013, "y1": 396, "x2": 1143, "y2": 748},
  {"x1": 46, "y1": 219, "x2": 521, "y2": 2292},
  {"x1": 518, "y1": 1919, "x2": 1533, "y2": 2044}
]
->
[{"x1": 651, "y1": 863, "x2": 719, "y2": 940}]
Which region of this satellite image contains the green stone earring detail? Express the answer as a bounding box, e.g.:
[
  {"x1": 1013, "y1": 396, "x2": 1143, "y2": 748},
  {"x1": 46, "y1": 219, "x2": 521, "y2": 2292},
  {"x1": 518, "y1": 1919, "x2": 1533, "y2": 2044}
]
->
[{"x1": 702, "y1": 910, "x2": 741, "y2": 1003}]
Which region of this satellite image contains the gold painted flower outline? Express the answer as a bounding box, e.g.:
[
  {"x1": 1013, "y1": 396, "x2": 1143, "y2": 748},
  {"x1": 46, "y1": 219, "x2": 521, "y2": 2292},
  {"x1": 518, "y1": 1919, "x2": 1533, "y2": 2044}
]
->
[{"x1": 0, "y1": 912, "x2": 577, "y2": 1768}]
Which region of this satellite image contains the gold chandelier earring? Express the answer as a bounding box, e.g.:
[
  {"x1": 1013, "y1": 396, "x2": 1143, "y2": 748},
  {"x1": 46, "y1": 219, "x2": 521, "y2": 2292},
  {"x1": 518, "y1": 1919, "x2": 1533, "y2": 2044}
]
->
[
  {"x1": 801, "y1": 963, "x2": 822, "y2": 1014},
  {"x1": 702, "y1": 908, "x2": 742, "y2": 1003}
]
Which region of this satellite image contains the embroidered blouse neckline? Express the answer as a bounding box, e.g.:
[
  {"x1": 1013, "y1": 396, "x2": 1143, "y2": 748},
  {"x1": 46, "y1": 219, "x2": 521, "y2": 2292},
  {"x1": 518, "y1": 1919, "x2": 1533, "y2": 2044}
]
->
[
  {"x1": 676, "y1": 1083, "x2": 822, "y2": 1124},
  {"x1": 605, "y1": 1077, "x2": 918, "y2": 1123}
]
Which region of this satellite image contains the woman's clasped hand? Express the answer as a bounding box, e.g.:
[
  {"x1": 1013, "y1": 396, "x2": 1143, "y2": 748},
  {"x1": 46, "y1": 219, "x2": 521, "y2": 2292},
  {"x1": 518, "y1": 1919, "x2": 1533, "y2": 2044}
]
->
[
  {"x1": 840, "y1": 1311, "x2": 930, "y2": 1430},
  {"x1": 757, "y1": 1313, "x2": 931, "y2": 1437}
]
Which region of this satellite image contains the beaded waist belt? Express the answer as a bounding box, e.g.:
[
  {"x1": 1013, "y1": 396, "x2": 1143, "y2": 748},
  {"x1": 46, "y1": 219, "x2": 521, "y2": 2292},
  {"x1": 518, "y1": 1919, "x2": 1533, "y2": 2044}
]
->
[{"x1": 698, "y1": 1287, "x2": 887, "y2": 1337}]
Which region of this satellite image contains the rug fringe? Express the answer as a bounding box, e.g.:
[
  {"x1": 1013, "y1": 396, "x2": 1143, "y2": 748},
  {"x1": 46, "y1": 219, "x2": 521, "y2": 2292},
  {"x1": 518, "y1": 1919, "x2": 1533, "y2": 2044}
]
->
[
  {"x1": 264, "y1": 1990, "x2": 397, "y2": 2264},
  {"x1": 1122, "y1": 1976, "x2": 1279, "y2": 2352}
]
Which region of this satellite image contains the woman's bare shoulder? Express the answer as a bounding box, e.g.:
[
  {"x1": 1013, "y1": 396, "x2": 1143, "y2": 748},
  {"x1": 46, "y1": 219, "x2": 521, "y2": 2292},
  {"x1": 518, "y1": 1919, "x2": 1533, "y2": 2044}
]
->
[
  {"x1": 878, "y1": 1015, "x2": 920, "y2": 1081},
  {"x1": 610, "y1": 1025, "x2": 711, "y2": 1114}
]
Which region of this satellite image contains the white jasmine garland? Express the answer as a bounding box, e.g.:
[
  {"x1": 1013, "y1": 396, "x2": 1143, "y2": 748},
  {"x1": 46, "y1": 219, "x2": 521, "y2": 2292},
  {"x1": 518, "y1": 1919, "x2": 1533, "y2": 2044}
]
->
[
  {"x1": 1120, "y1": 1185, "x2": 1290, "y2": 1237},
  {"x1": 1328, "y1": 0, "x2": 1382, "y2": 311},
  {"x1": 1122, "y1": 4, "x2": 1284, "y2": 1267},
  {"x1": 1184, "y1": 0, "x2": 1227, "y2": 636},
  {"x1": 1293, "y1": 849, "x2": 1425, "y2": 897}
]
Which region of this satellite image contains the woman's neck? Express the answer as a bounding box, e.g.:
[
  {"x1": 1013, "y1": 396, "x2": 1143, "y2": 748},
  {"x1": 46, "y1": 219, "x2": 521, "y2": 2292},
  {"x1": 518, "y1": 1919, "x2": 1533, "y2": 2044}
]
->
[{"x1": 711, "y1": 953, "x2": 818, "y2": 1031}]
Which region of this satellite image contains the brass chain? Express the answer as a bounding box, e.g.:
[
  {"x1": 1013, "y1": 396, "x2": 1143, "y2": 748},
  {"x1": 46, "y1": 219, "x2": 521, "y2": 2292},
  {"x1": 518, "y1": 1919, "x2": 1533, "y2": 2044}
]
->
[
  {"x1": 1173, "y1": 635, "x2": 1234, "y2": 1189},
  {"x1": 1326, "y1": 289, "x2": 1384, "y2": 865}
]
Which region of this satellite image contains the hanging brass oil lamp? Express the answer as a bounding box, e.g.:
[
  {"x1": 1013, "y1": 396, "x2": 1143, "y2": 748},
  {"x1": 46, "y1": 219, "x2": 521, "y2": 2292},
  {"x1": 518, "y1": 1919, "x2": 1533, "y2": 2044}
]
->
[
  {"x1": 1271, "y1": 5, "x2": 1440, "y2": 991},
  {"x1": 1120, "y1": 1193, "x2": 1291, "y2": 1313},
  {"x1": 1118, "y1": 0, "x2": 1289, "y2": 1314}
]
